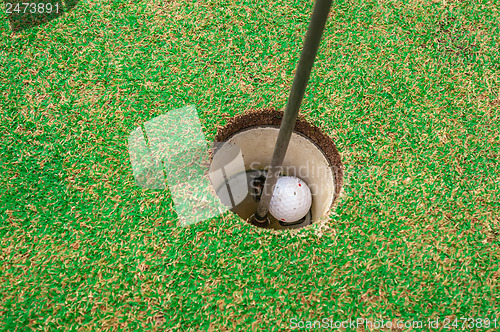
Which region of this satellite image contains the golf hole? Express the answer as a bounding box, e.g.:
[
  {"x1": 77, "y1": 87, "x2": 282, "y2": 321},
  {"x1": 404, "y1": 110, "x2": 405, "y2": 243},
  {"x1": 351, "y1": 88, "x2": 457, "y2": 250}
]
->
[{"x1": 209, "y1": 108, "x2": 343, "y2": 230}]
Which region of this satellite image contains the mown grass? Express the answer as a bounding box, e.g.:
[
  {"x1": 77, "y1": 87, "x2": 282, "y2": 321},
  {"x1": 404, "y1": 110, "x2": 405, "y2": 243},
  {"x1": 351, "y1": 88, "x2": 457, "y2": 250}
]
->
[{"x1": 1, "y1": 0, "x2": 499, "y2": 330}]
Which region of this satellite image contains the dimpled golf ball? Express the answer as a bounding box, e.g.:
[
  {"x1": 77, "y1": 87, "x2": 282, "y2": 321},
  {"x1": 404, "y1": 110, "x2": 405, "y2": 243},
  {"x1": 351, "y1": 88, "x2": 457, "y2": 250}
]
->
[{"x1": 269, "y1": 176, "x2": 312, "y2": 223}]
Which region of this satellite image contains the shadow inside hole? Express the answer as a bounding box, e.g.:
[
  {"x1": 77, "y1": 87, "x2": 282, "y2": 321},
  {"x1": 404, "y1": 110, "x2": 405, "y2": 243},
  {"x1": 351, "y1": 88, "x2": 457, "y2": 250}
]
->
[
  {"x1": 4, "y1": 0, "x2": 80, "y2": 32},
  {"x1": 215, "y1": 170, "x2": 313, "y2": 230}
]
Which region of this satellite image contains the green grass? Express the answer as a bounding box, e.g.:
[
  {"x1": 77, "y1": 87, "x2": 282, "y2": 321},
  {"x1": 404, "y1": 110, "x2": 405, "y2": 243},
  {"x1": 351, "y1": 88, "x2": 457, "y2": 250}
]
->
[{"x1": 1, "y1": 0, "x2": 499, "y2": 330}]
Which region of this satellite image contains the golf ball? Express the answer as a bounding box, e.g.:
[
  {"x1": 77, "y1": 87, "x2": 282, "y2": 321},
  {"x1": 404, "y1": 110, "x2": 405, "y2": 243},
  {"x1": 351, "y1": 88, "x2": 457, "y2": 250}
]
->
[{"x1": 269, "y1": 176, "x2": 312, "y2": 223}]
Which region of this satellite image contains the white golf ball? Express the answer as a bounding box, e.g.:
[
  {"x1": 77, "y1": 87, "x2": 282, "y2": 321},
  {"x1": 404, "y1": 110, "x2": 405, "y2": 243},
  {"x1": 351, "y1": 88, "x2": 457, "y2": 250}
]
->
[{"x1": 269, "y1": 176, "x2": 312, "y2": 223}]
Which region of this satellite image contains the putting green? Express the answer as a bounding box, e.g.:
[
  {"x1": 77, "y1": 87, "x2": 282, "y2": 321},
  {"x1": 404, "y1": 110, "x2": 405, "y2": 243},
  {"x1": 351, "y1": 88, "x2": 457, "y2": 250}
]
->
[{"x1": 1, "y1": 0, "x2": 499, "y2": 330}]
